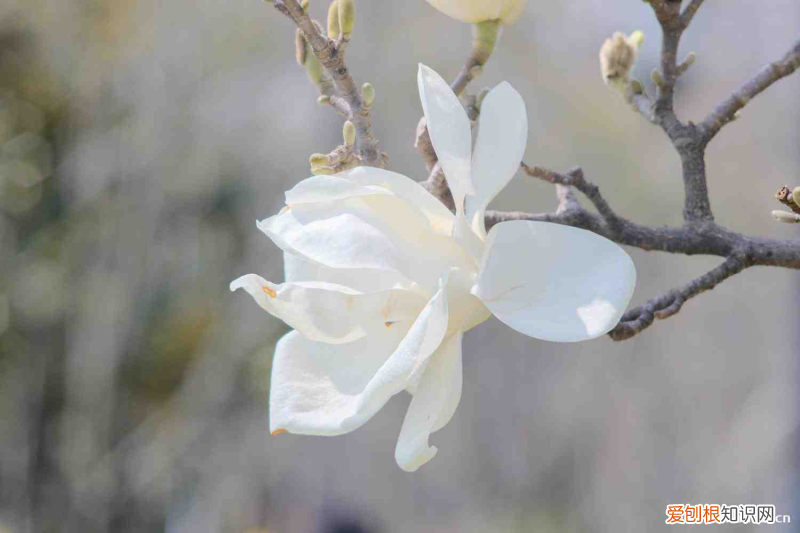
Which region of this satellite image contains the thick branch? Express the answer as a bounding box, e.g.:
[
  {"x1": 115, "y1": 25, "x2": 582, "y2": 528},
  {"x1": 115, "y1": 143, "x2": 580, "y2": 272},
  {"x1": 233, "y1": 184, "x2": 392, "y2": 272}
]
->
[
  {"x1": 700, "y1": 39, "x2": 800, "y2": 142},
  {"x1": 609, "y1": 254, "x2": 748, "y2": 340},
  {"x1": 274, "y1": 0, "x2": 384, "y2": 166}
]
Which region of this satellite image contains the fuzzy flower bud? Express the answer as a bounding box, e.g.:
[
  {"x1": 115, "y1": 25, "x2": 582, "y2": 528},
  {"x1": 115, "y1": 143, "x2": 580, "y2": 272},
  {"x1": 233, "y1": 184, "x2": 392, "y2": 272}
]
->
[
  {"x1": 361, "y1": 83, "x2": 375, "y2": 107},
  {"x1": 338, "y1": 0, "x2": 355, "y2": 36},
  {"x1": 772, "y1": 210, "x2": 800, "y2": 223},
  {"x1": 327, "y1": 1, "x2": 340, "y2": 38},
  {"x1": 600, "y1": 31, "x2": 644, "y2": 88},
  {"x1": 342, "y1": 121, "x2": 356, "y2": 147}
]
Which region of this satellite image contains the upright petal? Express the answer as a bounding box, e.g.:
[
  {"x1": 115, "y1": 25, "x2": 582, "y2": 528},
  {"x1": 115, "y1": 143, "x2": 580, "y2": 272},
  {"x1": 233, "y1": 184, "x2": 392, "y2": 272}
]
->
[
  {"x1": 285, "y1": 175, "x2": 393, "y2": 205},
  {"x1": 473, "y1": 221, "x2": 636, "y2": 342},
  {"x1": 464, "y1": 82, "x2": 528, "y2": 238},
  {"x1": 395, "y1": 332, "x2": 463, "y2": 472},
  {"x1": 270, "y1": 277, "x2": 450, "y2": 436},
  {"x1": 417, "y1": 64, "x2": 473, "y2": 213},
  {"x1": 230, "y1": 274, "x2": 427, "y2": 344}
]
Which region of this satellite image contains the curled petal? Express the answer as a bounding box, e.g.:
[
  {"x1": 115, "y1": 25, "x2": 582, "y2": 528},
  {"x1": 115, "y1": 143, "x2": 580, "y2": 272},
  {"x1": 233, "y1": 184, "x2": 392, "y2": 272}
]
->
[
  {"x1": 464, "y1": 82, "x2": 528, "y2": 238},
  {"x1": 395, "y1": 332, "x2": 463, "y2": 472},
  {"x1": 417, "y1": 64, "x2": 473, "y2": 213},
  {"x1": 260, "y1": 195, "x2": 473, "y2": 292},
  {"x1": 473, "y1": 221, "x2": 636, "y2": 342},
  {"x1": 283, "y1": 251, "x2": 411, "y2": 293},
  {"x1": 230, "y1": 274, "x2": 427, "y2": 344},
  {"x1": 270, "y1": 278, "x2": 450, "y2": 436},
  {"x1": 341, "y1": 166, "x2": 455, "y2": 235},
  {"x1": 285, "y1": 175, "x2": 393, "y2": 205}
]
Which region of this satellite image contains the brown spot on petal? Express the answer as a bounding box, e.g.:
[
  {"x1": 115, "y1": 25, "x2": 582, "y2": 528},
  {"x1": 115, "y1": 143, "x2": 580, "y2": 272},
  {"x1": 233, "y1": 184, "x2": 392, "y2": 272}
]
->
[
  {"x1": 385, "y1": 322, "x2": 393, "y2": 328},
  {"x1": 271, "y1": 429, "x2": 287, "y2": 435},
  {"x1": 262, "y1": 286, "x2": 277, "y2": 298}
]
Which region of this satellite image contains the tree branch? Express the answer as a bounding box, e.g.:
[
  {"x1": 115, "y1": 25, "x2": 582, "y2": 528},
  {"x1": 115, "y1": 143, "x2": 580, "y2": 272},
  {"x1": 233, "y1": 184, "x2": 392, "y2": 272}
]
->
[
  {"x1": 273, "y1": 0, "x2": 385, "y2": 167},
  {"x1": 700, "y1": 39, "x2": 800, "y2": 142},
  {"x1": 609, "y1": 254, "x2": 748, "y2": 341}
]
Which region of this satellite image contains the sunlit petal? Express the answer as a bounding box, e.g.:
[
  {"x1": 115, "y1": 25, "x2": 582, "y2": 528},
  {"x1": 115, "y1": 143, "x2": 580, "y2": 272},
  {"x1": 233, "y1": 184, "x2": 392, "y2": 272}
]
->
[{"x1": 473, "y1": 221, "x2": 636, "y2": 342}]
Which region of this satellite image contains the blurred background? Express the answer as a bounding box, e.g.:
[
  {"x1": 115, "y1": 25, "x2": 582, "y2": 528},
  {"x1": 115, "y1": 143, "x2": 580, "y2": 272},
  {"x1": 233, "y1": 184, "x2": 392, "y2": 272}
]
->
[{"x1": 0, "y1": 1, "x2": 798, "y2": 531}]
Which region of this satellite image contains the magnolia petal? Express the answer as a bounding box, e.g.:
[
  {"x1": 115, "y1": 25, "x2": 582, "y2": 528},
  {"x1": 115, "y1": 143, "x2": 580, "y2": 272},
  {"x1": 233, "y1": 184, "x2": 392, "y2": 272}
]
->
[
  {"x1": 432, "y1": 332, "x2": 463, "y2": 432},
  {"x1": 340, "y1": 166, "x2": 455, "y2": 235},
  {"x1": 395, "y1": 332, "x2": 463, "y2": 472},
  {"x1": 424, "y1": 0, "x2": 526, "y2": 24},
  {"x1": 269, "y1": 277, "x2": 450, "y2": 436},
  {"x1": 473, "y1": 221, "x2": 636, "y2": 342},
  {"x1": 260, "y1": 196, "x2": 473, "y2": 293},
  {"x1": 465, "y1": 82, "x2": 528, "y2": 238},
  {"x1": 230, "y1": 274, "x2": 427, "y2": 344},
  {"x1": 285, "y1": 175, "x2": 393, "y2": 205},
  {"x1": 417, "y1": 64, "x2": 473, "y2": 213},
  {"x1": 283, "y1": 251, "x2": 411, "y2": 293}
]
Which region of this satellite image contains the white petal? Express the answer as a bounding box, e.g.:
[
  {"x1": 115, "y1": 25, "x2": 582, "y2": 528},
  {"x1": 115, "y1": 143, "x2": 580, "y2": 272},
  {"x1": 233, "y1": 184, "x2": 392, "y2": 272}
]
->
[
  {"x1": 285, "y1": 175, "x2": 393, "y2": 205},
  {"x1": 417, "y1": 64, "x2": 473, "y2": 213},
  {"x1": 260, "y1": 196, "x2": 474, "y2": 293},
  {"x1": 473, "y1": 221, "x2": 636, "y2": 342},
  {"x1": 464, "y1": 81, "x2": 528, "y2": 238},
  {"x1": 270, "y1": 278, "x2": 450, "y2": 436},
  {"x1": 425, "y1": 0, "x2": 526, "y2": 24},
  {"x1": 230, "y1": 274, "x2": 427, "y2": 344},
  {"x1": 395, "y1": 332, "x2": 463, "y2": 472},
  {"x1": 340, "y1": 166, "x2": 455, "y2": 235},
  {"x1": 283, "y1": 251, "x2": 410, "y2": 293}
]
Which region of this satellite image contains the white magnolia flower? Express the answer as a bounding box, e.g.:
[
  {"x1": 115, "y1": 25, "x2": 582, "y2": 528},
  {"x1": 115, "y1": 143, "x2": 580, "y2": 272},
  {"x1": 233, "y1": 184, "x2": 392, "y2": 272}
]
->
[
  {"x1": 231, "y1": 64, "x2": 636, "y2": 472},
  {"x1": 425, "y1": 0, "x2": 527, "y2": 25}
]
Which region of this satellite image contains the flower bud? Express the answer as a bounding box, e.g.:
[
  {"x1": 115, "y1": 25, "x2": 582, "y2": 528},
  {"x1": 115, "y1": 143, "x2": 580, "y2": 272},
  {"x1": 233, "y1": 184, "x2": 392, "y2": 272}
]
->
[
  {"x1": 295, "y1": 29, "x2": 307, "y2": 66},
  {"x1": 772, "y1": 210, "x2": 800, "y2": 223},
  {"x1": 599, "y1": 31, "x2": 643, "y2": 86},
  {"x1": 338, "y1": 0, "x2": 355, "y2": 36},
  {"x1": 651, "y1": 69, "x2": 664, "y2": 88},
  {"x1": 327, "y1": 1, "x2": 340, "y2": 38},
  {"x1": 343, "y1": 121, "x2": 356, "y2": 147},
  {"x1": 309, "y1": 153, "x2": 328, "y2": 166},
  {"x1": 305, "y1": 52, "x2": 324, "y2": 85},
  {"x1": 300, "y1": 0, "x2": 309, "y2": 11},
  {"x1": 361, "y1": 83, "x2": 375, "y2": 106},
  {"x1": 317, "y1": 95, "x2": 331, "y2": 105},
  {"x1": 792, "y1": 187, "x2": 800, "y2": 202},
  {"x1": 425, "y1": 0, "x2": 526, "y2": 25}
]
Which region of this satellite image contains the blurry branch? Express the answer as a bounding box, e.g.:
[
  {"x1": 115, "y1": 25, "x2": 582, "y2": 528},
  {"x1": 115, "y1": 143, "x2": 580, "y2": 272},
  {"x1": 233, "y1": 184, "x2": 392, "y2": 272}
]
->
[
  {"x1": 471, "y1": 1, "x2": 800, "y2": 340},
  {"x1": 609, "y1": 255, "x2": 747, "y2": 341},
  {"x1": 273, "y1": 0, "x2": 386, "y2": 168},
  {"x1": 700, "y1": 39, "x2": 800, "y2": 142}
]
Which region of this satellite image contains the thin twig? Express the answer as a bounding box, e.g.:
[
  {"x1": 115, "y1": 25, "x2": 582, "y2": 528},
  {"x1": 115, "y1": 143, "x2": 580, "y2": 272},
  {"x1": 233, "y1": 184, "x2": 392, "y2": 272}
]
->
[
  {"x1": 609, "y1": 254, "x2": 748, "y2": 340},
  {"x1": 680, "y1": 0, "x2": 706, "y2": 28},
  {"x1": 273, "y1": 0, "x2": 385, "y2": 167},
  {"x1": 700, "y1": 39, "x2": 800, "y2": 142}
]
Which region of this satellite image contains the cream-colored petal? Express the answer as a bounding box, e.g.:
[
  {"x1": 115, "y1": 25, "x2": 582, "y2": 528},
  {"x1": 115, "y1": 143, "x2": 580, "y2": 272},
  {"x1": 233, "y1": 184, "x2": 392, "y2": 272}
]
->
[
  {"x1": 473, "y1": 221, "x2": 636, "y2": 342},
  {"x1": 464, "y1": 81, "x2": 528, "y2": 238},
  {"x1": 269, "y1": 278, "x2": 450, "y2": 436},
  {"x1": 395, "y1": 332, "x2": 463, "y2": 472},
  {"x1": 230, "y1": 273, "x2": 427, "y2": 344},
  {"x1": 417, "y1": 64, "x2": 473, "y2": 214}
]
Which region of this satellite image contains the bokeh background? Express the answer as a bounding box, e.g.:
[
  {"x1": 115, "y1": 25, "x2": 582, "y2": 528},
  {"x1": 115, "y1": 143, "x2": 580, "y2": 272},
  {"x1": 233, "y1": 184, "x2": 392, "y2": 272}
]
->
[{"x1": 0, "y1": 1, "x2": 798, "y2": 532}]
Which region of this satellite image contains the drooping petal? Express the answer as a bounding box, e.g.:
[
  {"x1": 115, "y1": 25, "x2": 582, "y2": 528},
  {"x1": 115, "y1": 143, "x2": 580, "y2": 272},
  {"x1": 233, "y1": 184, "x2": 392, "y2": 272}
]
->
[
  {"x1": 269, "y1": 277, "x2": 450, "y2": 436},
  {"x1": 259, "y1": 195, "x2": 474, "y2": 292},
  {"x1": 395, "y1": 332, "x2": 463, "y2": 472},
  {"x1": 472, "y1": 221, "x2": 636, "y2": 342},
  {"x1": 417, "y1": 64, "x2": 473, "y2": 213},
  {"x1": 464, "y1": 81, "x2": 528, "y2": 238},
  {"x1": 230, "y1": 273, "x2": 427, "y2": 344},
  {"x1": 340, "y1": 166, "x2": 455, "y2": 235}
]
